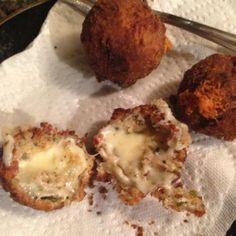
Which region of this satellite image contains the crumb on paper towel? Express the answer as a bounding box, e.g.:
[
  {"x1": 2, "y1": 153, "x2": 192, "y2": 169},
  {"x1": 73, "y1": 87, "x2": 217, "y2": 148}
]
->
[
  {"x1": 148, "y1": 220, "x2": 155, "y2": 225},
  {"x1": 131, "y1": 224, "x2": 144, "y2": 236},
  {"x1": 88, "y1": 167, "x2": 97, "y2": 189},
  {"x1": 123, "y1": 221, "x2": 144, "y2": 236},
  {"x1": 98, "y1": 186, "x2": 108, "y2": 200},
  {"x1": 88, "y1": 194, "x2": 94, "y2": 206}
]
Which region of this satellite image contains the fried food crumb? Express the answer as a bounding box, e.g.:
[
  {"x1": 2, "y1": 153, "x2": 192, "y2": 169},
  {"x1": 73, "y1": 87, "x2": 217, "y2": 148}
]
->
[
  {"x1": 131, "y1": 224, "x2": 144, "y2": 236},
  {"x1": 148, "y1": 220, "x2": 155, "y2": 225},
  {"x1": 124, "y1": 221, "x2": 144, "y2": 236},
  {"x1": 88, "y1": 194, "x2": 94, "y2": 206},
  {"x1": 98, "y1": 186, "x2": 108, "y2": 200},
  {"x1": 124, "y1": 220, "x2": 129, "y2": 225}
]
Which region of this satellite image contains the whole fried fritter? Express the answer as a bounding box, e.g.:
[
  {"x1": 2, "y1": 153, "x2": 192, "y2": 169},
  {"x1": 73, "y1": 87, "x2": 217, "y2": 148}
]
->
[
  {"x1": 94, "y1": 99, "x2": 205, "y2": 217},
  {"x1": 81, "y1": 0, "x2": 167, "y2": 87},
  {"x1": 0, "y1": 123, "x2": 94, "y2": 211},
  {"x1": 174, "y1": 54, "x2": 236, "y2": 140}
]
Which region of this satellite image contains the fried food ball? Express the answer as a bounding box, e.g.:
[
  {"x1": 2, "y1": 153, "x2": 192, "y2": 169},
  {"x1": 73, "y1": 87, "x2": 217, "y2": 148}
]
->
[
  {"x1": 0, "y1": 123, "x2": 94, "y2": 211},
  {"x1": 94, "y1": 99, "x2": 205, "y2": 217},
  {"x1": 81, "y1": 0, "x2": 168, "y2": 87},
  {"x1": 174, "y1": 54, "x2": 236, "y2": 140}
]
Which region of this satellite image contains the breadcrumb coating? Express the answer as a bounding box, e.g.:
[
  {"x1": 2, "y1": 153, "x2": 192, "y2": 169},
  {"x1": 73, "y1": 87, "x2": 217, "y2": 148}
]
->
[{"x1": 81, "y1": 0, "x2": 168, "y2": 87}]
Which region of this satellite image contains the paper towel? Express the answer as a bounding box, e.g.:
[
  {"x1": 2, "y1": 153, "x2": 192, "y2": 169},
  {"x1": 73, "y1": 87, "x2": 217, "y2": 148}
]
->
[{"x1": 0, "y1": 0, "x2": 235, "y2": 235}]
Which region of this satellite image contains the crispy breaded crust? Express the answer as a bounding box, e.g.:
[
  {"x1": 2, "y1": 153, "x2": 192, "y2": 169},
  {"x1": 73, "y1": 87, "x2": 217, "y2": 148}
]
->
[
  {"x1": 0, "y1": 123, "x2": 94, "y2": 211},
  {"x1": 175, "y1": 54, "x2": 236, "y2": 140},
  {"x1": 81, "y1": 0, "x2": 167, "y2": 87},
  {"x1": 151, "y1": 187, "x2": 205, "y2": 217},
  {"x1": 0, "y1": 167, "x2": 90, "y2": 211},
  {"x1": 116, "y1": 185, "x2": 144, "y2": 206}
]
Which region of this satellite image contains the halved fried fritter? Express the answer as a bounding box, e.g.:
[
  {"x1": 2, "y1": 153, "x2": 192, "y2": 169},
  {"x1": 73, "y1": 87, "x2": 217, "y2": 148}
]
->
[
  {"x1": 0, "y1": 123, "x2": 94, "y2": 211},
  {"x1": 94, "y1": 99, "x2": 205, "y2": 216}
]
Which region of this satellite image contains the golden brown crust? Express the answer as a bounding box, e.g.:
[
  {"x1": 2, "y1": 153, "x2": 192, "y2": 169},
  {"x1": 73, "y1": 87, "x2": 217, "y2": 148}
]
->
[
  {"x1": 0, "y1": 123, "x2": 93, "y2": 211},
  {"x1": 174, "y1": 54, "x2": 236, "y2": 140},
  {"x1": 81, "y1": 0, "x2": 166, "y2": 87},
  {"x1": 116, "y1": 185, "x2": 144, "y2": 205},
  {"x1": 0, "y1": 170, "x2": 90, "y2": 211},
  {"x1": 151, "y1": 187, "x2": 205, "y2": 217}
]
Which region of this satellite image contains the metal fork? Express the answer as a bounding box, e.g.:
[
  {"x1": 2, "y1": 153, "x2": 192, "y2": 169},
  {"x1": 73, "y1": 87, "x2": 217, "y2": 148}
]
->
[{"x1": 62, "y1": 0, "x2": 236, "y2": 53}]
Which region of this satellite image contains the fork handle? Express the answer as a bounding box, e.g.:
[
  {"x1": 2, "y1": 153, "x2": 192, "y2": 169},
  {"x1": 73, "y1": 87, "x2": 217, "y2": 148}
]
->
[
  {"x1": 156, "y1": 10, "x2": 236, "y2": 53},
  {"x1": 62, "y1": 0, "x2": 92, "y2": 16}
]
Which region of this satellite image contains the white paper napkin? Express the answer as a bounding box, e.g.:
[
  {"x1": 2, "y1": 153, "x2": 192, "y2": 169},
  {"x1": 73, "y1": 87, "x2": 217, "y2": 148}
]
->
[{"x1": 0, "y1": 0, "x2": 235, "y2": 235}]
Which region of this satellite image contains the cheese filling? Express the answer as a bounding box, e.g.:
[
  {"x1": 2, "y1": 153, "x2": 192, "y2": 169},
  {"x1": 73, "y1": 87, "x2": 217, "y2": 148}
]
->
[
  {"x1": 3, "y1": 135, "x2": 91, "y2": 200},
  {"x1": 2, "y1": 134, "x2": 15, "y2": 167},
  {"x1": 98, "y1": 99, "x2": 191, "y2": 195},
  {"x1": 100, "y1": 127, "x2": 177, "y2": 194}
]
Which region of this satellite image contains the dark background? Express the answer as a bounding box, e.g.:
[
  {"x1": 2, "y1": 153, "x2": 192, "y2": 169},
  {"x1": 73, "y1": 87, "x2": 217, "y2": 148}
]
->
[
  {"x1": 0, "y1": 0, "x2": 56, "y2": 62},
  {"x1": 0, "y1": 1, "x2": 235, "y2": 235}
]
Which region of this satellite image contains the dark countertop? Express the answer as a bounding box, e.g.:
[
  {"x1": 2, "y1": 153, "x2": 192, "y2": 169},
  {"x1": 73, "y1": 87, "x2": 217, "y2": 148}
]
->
[
  {"x1": 0, "y1": 0, "x2": 35, "y2": 18},
  {"x1": 0, "y1": 0, "x2": 56, "y2": 62}
]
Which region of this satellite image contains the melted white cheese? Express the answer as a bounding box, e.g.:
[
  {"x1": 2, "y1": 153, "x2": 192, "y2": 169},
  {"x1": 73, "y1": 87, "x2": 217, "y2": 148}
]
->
[
  {"x1": 18, "y1": 139, "x2": 86, "y2": 180},
  {"x1": 99, "y1": 99, "x2": 191, "y2": 194},
  {"x1": 101, "y1": 126, "x2": 177, "y2": 194},
  {"x1": 2, "y1": 134, "x2": 15, "y2": 167},
  {"x1": 104, "y1": 128, "x2": 151, "y2": 164},
  {"x1": 15, "y1": 138, "x2": 91, "y2": 198}
]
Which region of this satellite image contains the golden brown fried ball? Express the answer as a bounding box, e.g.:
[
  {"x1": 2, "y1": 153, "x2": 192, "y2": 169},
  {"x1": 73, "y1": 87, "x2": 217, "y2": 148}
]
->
[
  {"x1": 81, "y1": 0, "x2": 168, "y2": 87},
  {"x1": 174, "y1": 54, "x2": 236, "y2": 140},
  {"x1": 0, "y1": 123, "x2": 94, "y2": 211},
  {"x1": 94, "y1": 99, "x2": 205, "y2": 217}
]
